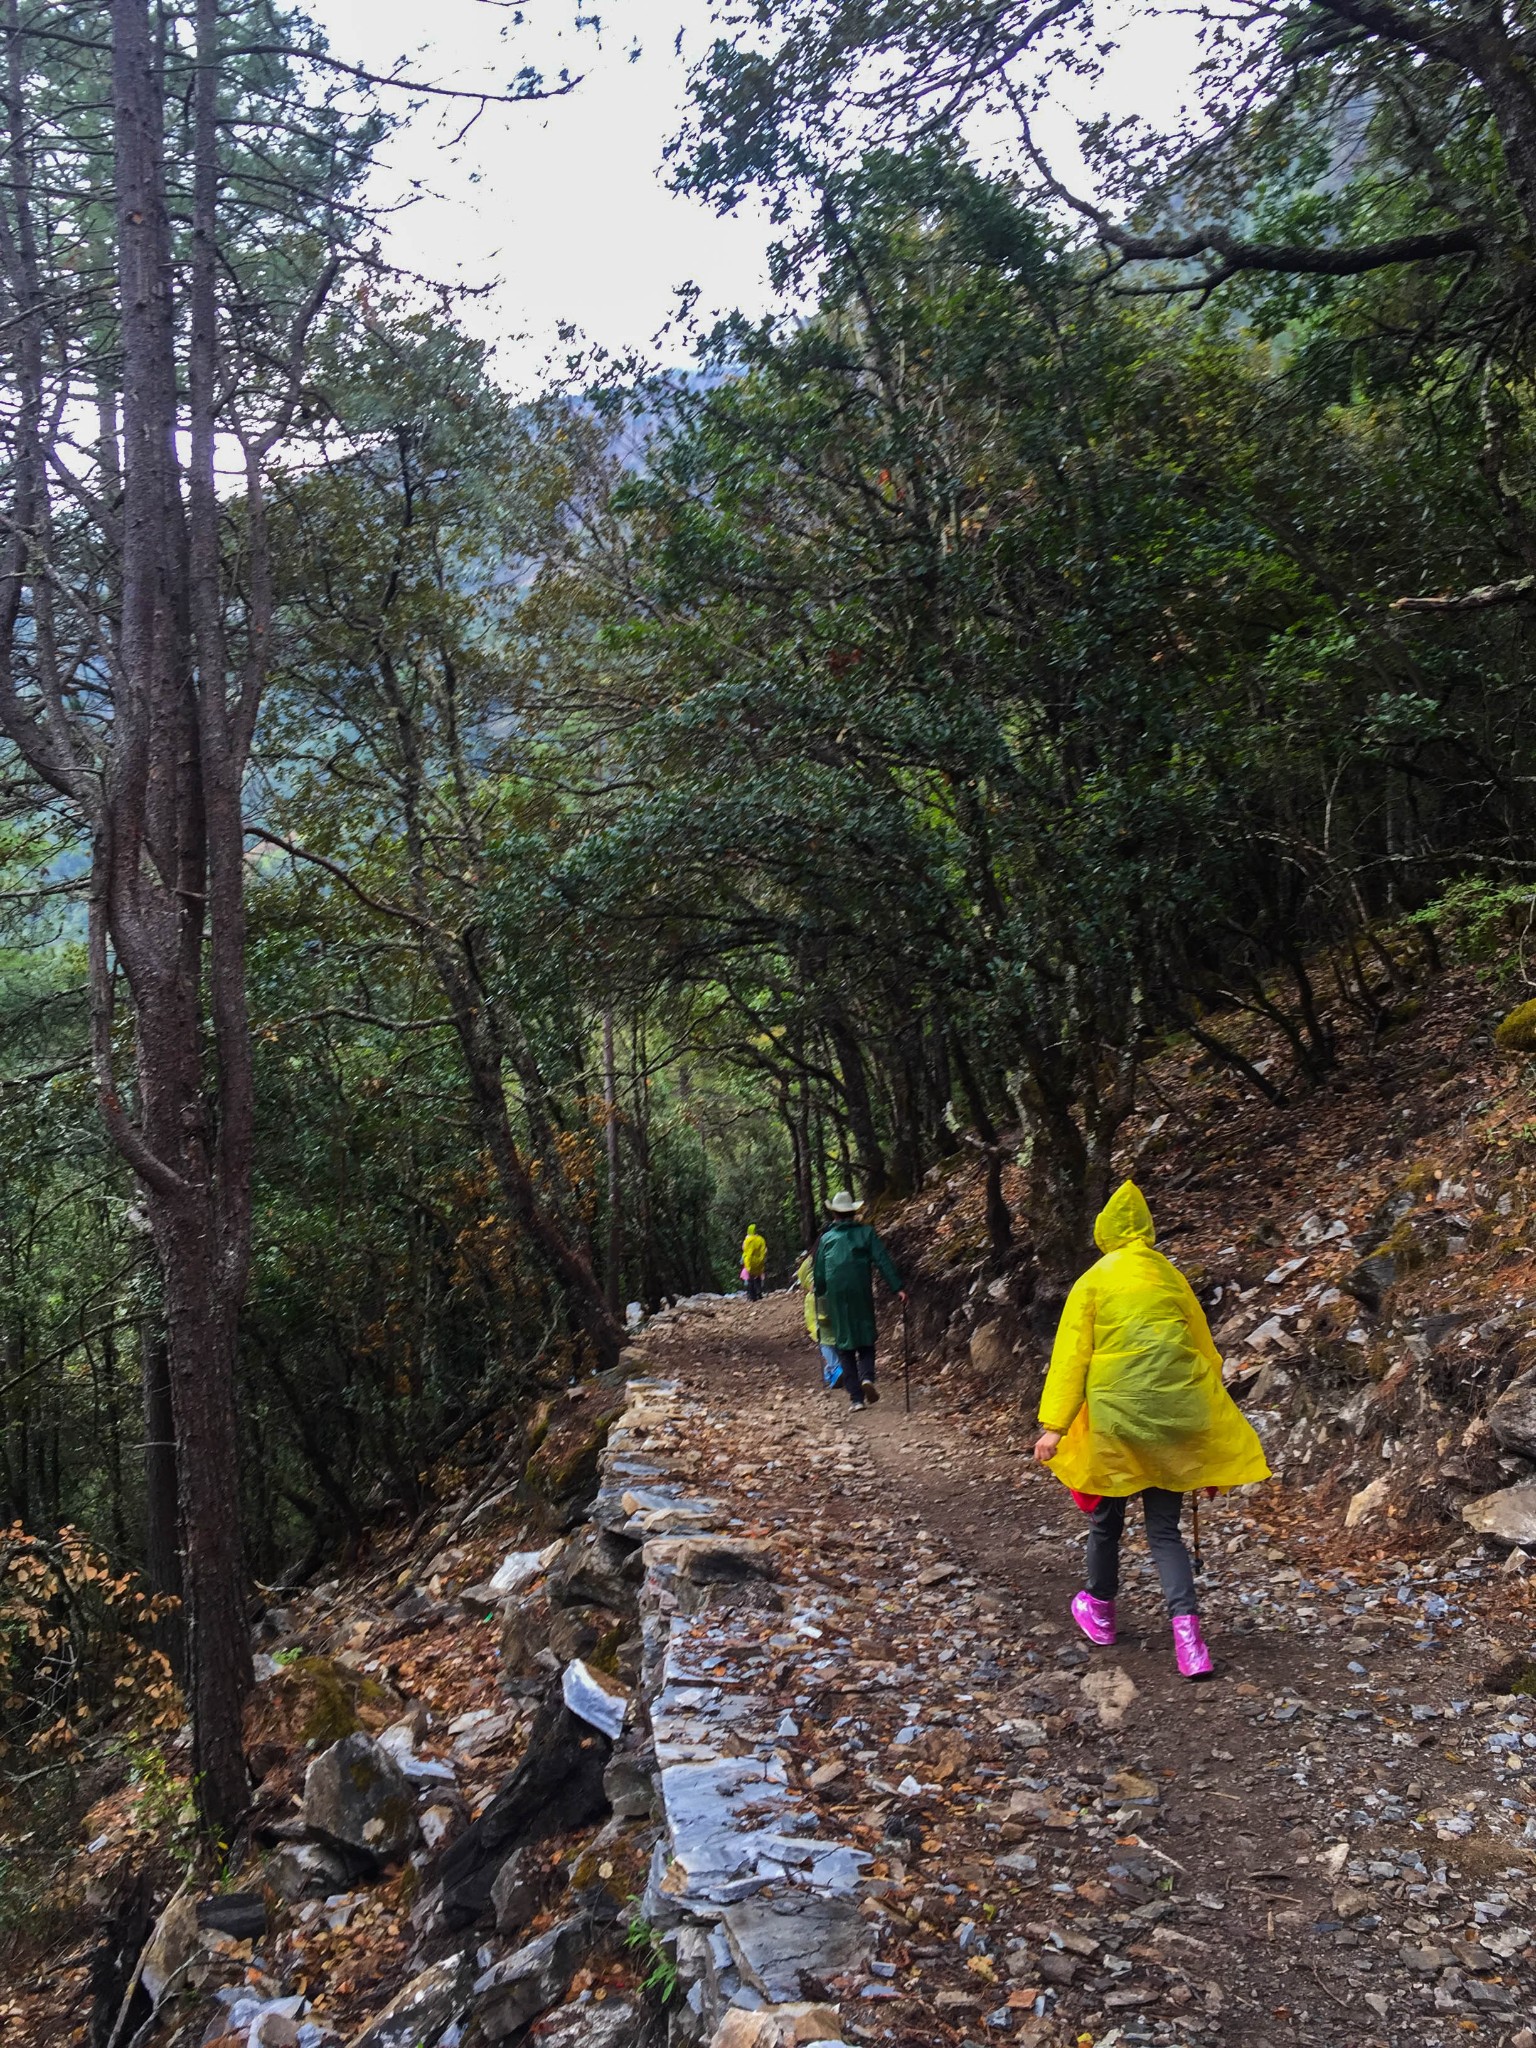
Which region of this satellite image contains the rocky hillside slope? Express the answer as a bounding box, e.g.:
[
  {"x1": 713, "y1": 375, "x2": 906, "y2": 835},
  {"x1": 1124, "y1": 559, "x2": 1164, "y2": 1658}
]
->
[{"x1": 887, "y1": 964, "x2": 1536, "y2": 1555}]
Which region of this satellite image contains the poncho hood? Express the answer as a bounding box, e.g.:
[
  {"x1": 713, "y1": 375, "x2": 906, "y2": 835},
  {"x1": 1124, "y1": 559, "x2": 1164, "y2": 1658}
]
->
[{"x1": 1094, "y1": 1179, "x2": 1156, "y2": 1253}]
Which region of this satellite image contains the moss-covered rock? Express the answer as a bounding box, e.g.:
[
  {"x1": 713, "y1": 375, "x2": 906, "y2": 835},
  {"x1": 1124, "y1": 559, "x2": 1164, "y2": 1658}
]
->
[
  {"x1": 520, "y1": 1383, "x2": 627, "y2": 1531},
  {"x1": 243, "y1": 1654, "x2": 402, "y2": 1756},
  {"x1": 1495, "y1": 997, "x2": 1536, "y2": 1054}
]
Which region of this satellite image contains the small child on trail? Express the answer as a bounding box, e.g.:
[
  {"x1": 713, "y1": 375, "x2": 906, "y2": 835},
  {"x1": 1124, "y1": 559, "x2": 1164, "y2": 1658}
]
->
[
  {"x1": 1033, "y1": 1179, "x2": 1269, "y2": 1678},
  {"x1": 796, "y1": 1249, "x2": 843, "y2": 1388}
]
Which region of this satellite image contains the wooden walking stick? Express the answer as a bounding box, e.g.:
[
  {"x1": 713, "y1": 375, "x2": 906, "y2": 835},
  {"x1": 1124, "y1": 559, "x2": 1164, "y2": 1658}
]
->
[{"x1": 903, "y1": 1296, "x2": 912, "y2": 1414}]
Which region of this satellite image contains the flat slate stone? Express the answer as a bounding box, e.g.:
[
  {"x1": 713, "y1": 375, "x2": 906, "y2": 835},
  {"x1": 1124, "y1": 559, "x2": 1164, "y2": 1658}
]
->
[
  {"x1": 722, "y1": 1895, "x2": 870, "y2": 2003},
  {"x1": 646, "y1": 1537, "x2": 778, "y2": 1585},
  {"x1": 658, "y1": 1758, "x2": 812, "y2": 1904}
]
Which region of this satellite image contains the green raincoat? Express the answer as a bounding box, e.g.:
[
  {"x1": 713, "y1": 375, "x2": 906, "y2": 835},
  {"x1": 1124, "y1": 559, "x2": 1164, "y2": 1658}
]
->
[{"x1": 813, "y1": 1218, "x2": 902, "y2": 1350}]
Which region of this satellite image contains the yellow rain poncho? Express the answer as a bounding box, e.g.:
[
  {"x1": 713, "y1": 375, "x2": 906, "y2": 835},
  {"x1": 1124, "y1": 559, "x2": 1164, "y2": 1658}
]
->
[
  {"x1": 796, "y1": 1253, "x2": 831, "y2": 1342},
  {"x1": 741, "y1": 1227, "x2": 767, "y2": 1277},
  {"x1": 1039, "y1": 1181, "x2": 1270, "y2": 1499}
]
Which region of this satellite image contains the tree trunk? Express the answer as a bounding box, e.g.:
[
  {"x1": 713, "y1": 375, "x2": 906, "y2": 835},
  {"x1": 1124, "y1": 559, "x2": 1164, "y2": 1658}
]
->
[
  {"x1": 109, "y1": 0, "x2": 252, "y2": 1841},
  {"x1": 440, "y1": 965, "x2": 622, "y2": 1369},
  {"x1": 0, "y1": 0, "x2": 350, "y2": 1845},
  {"x1": 602, "y1": 1008, "x2": 622, "y2": 1318},
  {"x1": 790, "y1": 1077, "x2": 817, "y2": 1253},
  {"x1": 374, "y1": 649, "x2": 623, "y2": 1371},
  {"x1": 827, "y1": 1015, "x2": 887, "y2": 1197},
  {"x1": 1025, "y1": 1114, "x2": 1093, "y2": 1333},
  {"x1": 887, "y1": 1026, "x2": 924, "y2": 1196},
  {"x1": 950, "y1": 1031, "x2": 1013, "y2": 1255},
  {"x1": 140, "y1": 1319, "x2": 185, "y2": 1677},
  {"x1": 151, "y1": 1202, "x2": 250, "y2": 1834}
]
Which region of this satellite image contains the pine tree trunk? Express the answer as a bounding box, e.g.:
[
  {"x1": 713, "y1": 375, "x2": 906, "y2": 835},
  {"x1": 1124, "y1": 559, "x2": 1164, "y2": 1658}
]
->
[
  {"x1": 602, "y1": 1008, "x2": 622, "y2": 1317},
  {"x1": 139, "y1": 1320, "x2": 184, "y2": 1677},
  {"x1": 153, "y1": 1210, "x2": 249, "y2": 1832}
]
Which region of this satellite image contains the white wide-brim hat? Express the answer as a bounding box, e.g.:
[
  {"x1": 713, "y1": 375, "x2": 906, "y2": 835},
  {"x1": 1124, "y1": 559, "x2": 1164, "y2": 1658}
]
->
[{"x1": 827, "y1": 1190, "x2": 864, "y2": 1214}]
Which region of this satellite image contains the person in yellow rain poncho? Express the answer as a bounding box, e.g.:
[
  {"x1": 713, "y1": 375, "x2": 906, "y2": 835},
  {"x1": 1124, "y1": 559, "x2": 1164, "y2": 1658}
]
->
[
  {"x1": 741, "y1": 1225, "x2": 768, "y2": 1302},
  {"x1": 796, "y1": 1250, "x2": 843, "y2": 1388},
  {"x1": 1033, "y1": 1180, "x2": 1269, "y2": 1680}
]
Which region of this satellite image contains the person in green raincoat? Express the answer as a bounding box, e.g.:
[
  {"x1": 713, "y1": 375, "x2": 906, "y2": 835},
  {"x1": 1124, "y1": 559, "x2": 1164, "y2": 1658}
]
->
[{"x1": 812, "y1": 1190, "x2": 905, "y2": 1411}]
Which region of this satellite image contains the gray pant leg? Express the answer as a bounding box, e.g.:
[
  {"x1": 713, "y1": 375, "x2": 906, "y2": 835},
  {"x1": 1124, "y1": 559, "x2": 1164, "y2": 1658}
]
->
[
  {"x1": 1085, "y1": 1495, "x2": 1128, "y2": 1601},
  {"x1": 1141, "y1": 1488, "x2": 1198, "y2": 1617}
]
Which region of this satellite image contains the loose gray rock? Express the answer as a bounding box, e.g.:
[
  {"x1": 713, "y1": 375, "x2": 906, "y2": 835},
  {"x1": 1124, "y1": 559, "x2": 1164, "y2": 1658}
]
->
[
  {"x1": 264, "y1": 1840, "x2": 353, "y2": 1901},
  {"x1": 1462, "y1": 1479, "x2": 1536, "y2": 1547},
  {"x1": 346, "y1": 1953, "x2": 475, "y2": 2048},
  {"x1": 546, "y1": 1525, "x2": 640, "y2": 1612},
  {"x1": 490, "y1": 1846, "x2": 539, "y2": 1937},
  {"x1": 645, "y1": 1537, "x2": 776, "y2": 1587},
  {"x1": 1345, "y1": 1475, "x2": 1392, "y2": 1528},
  {"x1": 138, "y1": 1892, "x2": 204, "y2": 2005},
  {"x1": 378, "y1": 1719, "x2": 456, "y2": 1785},
  {"x1": 603, "y1": 1745, "x2": 657, "y2": 1820},
  {"x1": 490, "y1": 1547, "x2": 554, "y2": 1598},
  {"x1": 470, "y1": 1915, "x2": 590, "y2": 2041},
  {"x1": 435, "y1": 1683, "x2": 612, "y2": 1929},
  {"x1": 196, "y1": 1892, "x2": 266, "y2": 1941},
  {"x1": 303, "y1": 1732, "x2": 420, "y2": 1869},
  {"x1": 527, "y1": 1996, "x2": 647, "y2": 2045},
  {"x1": 1346, "y1": 1252, "x2": 1396, "y2": 1311},
  {"x1": 501, "y1": 1596, "x2": 553, "y2": 1680},
  {"x1": 547, "y1": 1604, "x2": 613, "y2": 1666},
  {"x1": 1489, "y1": 1370, "x2": 1536, "y2": 1461},
  {"x1": 721, "y1": 1895, "x2": 870, "y2": 2003}
]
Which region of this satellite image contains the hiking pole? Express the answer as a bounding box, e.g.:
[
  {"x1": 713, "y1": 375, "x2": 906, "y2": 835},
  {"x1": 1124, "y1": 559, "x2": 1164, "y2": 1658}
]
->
[
  {"x1": 903, "y1": 1296, "x2": 912, "y2": 1414},
  {"x1": 1190, "y1": 1492, "x2": 1204, "y2": 1576}
]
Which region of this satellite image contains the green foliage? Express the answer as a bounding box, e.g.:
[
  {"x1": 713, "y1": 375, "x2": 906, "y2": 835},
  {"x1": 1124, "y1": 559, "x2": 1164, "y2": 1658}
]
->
[
  {"x1": 113, "y1": 1734, "x2": 199, "y2": 1869},
  {"x1": 625, "y1": 1910, "x2": 681, "y2": 2004},
  {"x1": 1414, "y1": 880, "x2": 1536, "y2": 970}
]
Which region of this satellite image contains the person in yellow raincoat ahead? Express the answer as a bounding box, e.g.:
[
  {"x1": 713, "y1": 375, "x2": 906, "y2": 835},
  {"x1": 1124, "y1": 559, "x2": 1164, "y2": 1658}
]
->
[
  {"x1": 741, "y1": 1224, "x2": 768, "y2": 1302},
  {"x1": 1033, "y1": 1180, "x2": 1269, "y2": 1678}
]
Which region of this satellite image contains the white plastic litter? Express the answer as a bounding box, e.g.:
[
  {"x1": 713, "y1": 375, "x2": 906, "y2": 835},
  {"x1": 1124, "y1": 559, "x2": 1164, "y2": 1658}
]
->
[
  {"x1": 488, "y1": 1546, "x2": 554, "y2": 1598},
  {"x1": 562, "y1": 1657, "x2": 630, "y2": 1739},
  {"x1": 377, "y1": 1719, "x2": 456, "y2": 1784}
]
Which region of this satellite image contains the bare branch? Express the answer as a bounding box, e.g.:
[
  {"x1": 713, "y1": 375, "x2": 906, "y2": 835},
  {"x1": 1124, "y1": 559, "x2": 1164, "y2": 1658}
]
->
[
  {"x1": 1392, "y1": 573, "x2": 1536, "y2": 611},
  {"x1": 247, "y1": 823, "x2": 431, "y2": 930},
  {"x1": 228, "y1": 41, "x2": 583, "y2": 108},
  {"x1": 1012, "y1": 91, "x2": 1481, "y2": 281}
]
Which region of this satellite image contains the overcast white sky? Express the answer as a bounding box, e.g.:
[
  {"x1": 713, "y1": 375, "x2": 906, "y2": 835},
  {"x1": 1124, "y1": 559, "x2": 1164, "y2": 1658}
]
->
[{"x1": 306, "y1": 0, "x2": 1203, "y2": 392}]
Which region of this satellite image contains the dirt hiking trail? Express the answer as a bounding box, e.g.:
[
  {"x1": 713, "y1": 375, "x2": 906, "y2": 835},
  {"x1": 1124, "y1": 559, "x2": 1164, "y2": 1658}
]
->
[{"x1": 641, "y1": 1286, "x2": 1536, "y2": 2048}]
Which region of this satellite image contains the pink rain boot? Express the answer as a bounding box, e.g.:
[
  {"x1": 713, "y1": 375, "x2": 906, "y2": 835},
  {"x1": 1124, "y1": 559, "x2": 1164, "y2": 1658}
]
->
[
  {"x1": 1171, "y1": 1614, "x2": 1214, "y2": 1680},
  {"x1": 1070, "y1": 1590, "x2": 1116, "y2": 1647}
]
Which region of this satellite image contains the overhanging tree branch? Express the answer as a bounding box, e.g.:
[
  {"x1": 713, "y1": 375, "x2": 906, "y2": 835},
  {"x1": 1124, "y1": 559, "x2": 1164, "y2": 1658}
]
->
[
  {"x1": 1012, "y1": 93, "x2": 1482, "y2": 282},
  {"x1": 1391, "y1": 573, "x2": 1536, "y2": 610}
]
